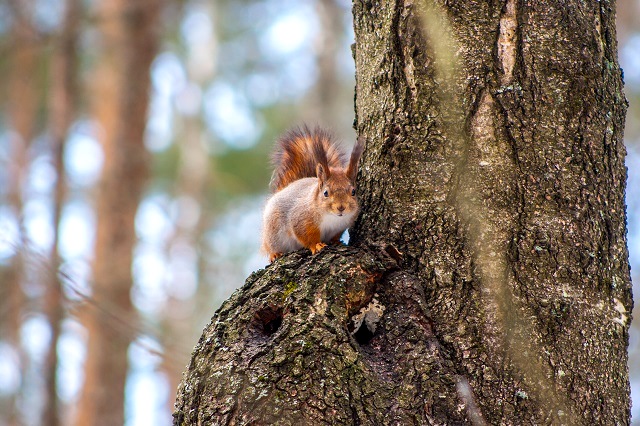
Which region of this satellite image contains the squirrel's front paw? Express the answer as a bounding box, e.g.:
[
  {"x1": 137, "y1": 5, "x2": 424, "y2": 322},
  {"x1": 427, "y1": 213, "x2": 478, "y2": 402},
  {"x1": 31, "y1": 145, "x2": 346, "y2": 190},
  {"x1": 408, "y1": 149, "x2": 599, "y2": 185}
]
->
[{"x1": 310, "y1": 242, "x2": 327, "y2": 254}]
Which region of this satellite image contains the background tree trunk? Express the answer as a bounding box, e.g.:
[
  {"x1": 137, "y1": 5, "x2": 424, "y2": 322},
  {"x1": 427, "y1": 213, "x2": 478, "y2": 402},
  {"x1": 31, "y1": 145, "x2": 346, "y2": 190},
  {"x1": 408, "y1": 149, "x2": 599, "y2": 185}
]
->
[
  {"x1": 306, "y1": 0, "x2": 350, "y2": 129},
  {"x1": 43, "y1": 2, "x2": 81, "y2": 425},
  {"x1": 77, "y1": 1, "x2": 162, "y2": 425},
  {"x1": 3, "y1": 5, "x2": 41, "y2": 425},
  {"x1": 173, "y1": 0, "x2": 631, "y2": 424}
]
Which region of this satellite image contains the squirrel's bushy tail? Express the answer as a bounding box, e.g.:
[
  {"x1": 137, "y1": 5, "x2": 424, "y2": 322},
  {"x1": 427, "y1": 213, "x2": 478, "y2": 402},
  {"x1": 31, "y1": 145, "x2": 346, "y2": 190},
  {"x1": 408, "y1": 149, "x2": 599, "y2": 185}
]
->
[{"x1": 269, "y1": 125, "x2": 346, "y2": 192}]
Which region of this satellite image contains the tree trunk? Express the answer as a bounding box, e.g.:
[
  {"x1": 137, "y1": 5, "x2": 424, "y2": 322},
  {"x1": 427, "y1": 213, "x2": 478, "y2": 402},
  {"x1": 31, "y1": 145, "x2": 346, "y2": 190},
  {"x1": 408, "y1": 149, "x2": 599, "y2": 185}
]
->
[
  {"x1": 3, "y1": 6, "x2": 41, "y2": 425},
  {"x1": 43, "y1": 2, "x2": 81, "y2": 425},
  {"x1": 77, "y1": 1, "x2": 162, "y2": 425},
  {"x1": 349, "y1": 0, "x2": 630, "y2": 423},
  {"x1": 173, "y1": 1, "x2": 631, "y2": 424},
  {"x1": 306, "y1": 0, "x2": 351, "y2": 130}
]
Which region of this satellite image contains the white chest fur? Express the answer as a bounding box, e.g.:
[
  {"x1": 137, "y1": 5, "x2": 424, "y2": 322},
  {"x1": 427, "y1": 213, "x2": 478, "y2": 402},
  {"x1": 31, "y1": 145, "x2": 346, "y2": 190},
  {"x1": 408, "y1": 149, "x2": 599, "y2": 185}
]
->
[{"x1": 319, "y1": 211, "x2": 356, "y2": 241}]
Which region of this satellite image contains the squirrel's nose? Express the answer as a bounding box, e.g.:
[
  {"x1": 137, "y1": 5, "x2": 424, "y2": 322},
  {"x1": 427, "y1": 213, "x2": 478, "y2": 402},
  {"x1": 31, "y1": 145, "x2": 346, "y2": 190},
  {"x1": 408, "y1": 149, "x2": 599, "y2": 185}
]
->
[{"x1": 337, "y1": 205, "x2": 345, "y2": 212}]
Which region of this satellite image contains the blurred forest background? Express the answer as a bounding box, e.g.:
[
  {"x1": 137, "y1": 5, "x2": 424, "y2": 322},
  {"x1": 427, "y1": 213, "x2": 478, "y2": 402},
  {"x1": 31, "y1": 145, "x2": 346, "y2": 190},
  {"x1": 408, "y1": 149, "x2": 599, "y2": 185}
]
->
[{"x1": 0, "y1": 0, "x2": 638, "y2": 425}]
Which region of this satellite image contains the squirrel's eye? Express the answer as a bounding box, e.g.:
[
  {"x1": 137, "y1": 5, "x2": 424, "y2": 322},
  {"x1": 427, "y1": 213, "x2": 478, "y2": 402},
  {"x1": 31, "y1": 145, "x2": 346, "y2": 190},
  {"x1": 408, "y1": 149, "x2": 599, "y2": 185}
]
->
[
  {"x1": 351, "y1": 188, "x2": 356, "y2": 196},
  {"x1": 323, "y1": 190, "x2": 329, "y2": 197}
]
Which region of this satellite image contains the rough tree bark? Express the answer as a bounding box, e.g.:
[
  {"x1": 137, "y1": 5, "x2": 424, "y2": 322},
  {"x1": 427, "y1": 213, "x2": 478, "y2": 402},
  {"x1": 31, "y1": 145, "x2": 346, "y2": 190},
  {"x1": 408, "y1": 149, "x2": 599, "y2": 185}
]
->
[{"x1": 174, "y1": 0, "x2": 631, "y2": 424}]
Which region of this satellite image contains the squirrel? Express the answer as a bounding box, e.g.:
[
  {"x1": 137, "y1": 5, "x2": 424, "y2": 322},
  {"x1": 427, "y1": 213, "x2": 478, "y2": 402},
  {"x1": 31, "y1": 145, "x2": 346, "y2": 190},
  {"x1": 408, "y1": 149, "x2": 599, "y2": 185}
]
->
[{"x1": 261, "y1": 125, "x2": 365, "y2": 262}]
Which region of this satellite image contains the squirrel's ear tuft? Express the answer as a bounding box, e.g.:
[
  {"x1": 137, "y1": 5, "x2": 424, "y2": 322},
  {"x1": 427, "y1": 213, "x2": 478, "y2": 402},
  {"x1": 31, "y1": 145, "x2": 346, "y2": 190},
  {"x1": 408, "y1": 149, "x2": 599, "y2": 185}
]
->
[
  {"x1": 316, "y1": 163, "x2": 327, "y2": 185},
  {"x1": 346, "y1": 136, "x2": 365, "y2": 182}
]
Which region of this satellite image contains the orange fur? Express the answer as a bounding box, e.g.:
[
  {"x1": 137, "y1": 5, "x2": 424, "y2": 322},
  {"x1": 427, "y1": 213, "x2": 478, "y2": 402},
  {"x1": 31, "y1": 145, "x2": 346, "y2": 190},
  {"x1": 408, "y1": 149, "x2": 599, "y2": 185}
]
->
[
  {"x1": 270, "y1": 125, "x2": 346, "y2": 192},
  {"x1": 292, "y1": 216, "x2": 325, "y2": 254}
]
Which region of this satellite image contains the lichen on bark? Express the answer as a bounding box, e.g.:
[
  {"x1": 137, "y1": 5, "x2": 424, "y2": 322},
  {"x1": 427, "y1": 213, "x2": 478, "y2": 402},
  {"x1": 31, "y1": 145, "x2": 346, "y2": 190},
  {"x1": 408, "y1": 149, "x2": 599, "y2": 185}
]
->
[{"x1": 173, "y1": 246, "x2": 481, "y2": 425}]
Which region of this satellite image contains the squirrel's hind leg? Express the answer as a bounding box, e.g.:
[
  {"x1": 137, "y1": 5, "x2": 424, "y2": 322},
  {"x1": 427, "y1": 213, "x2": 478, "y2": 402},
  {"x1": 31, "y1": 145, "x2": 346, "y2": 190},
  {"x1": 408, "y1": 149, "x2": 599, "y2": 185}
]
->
[{"x1": 292, "y1": 219, "x2": 326, "y2": 255}]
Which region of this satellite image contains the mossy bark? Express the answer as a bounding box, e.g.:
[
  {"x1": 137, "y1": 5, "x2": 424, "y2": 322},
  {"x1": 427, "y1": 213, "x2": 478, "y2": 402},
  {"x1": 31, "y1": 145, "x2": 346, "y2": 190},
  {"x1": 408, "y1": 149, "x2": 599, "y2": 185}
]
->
[
  {"x1": 174, "y1": 246, "x2": 474, "y2": 424},
  {"x1": 174, "y1": 0, "x2": 631, "y2": 424}
]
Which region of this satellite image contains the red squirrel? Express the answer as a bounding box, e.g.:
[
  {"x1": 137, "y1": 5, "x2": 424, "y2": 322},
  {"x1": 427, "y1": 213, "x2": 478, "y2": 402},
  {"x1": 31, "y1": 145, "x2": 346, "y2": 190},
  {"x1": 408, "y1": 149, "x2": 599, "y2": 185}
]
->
[{"x1": 261, "y1": 126, "x2": 365, "y2": 262}]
